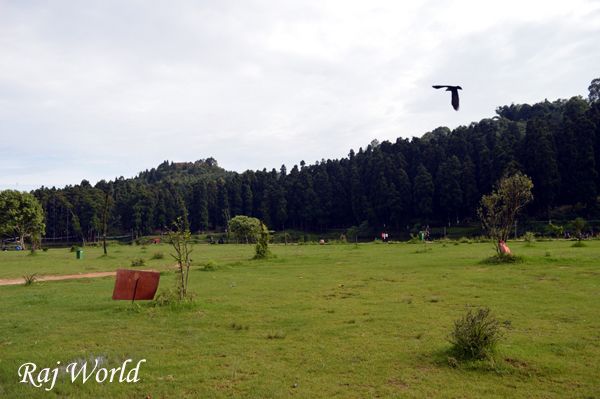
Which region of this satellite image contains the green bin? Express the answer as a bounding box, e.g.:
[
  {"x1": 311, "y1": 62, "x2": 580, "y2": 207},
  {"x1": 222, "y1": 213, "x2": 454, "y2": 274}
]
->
[{"x1": 76, "y1": 249, "x2": 83, "y2": 259}]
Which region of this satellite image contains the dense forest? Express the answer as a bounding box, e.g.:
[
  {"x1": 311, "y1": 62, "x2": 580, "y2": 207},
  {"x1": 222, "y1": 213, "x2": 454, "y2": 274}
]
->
[{"x1": 32, "y1": 84, "x2": 600, "y2": 242}]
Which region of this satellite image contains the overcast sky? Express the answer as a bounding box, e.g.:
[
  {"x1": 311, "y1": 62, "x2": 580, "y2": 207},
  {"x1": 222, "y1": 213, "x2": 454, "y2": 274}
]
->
[{"x1": 1, "y1": 0, "x2": 599, "y2": 190}]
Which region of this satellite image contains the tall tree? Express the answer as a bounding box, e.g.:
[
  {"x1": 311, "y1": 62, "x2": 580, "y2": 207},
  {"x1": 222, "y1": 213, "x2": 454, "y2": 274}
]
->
[{"x1": 413, "y1": 164, "x2": 434, "y2": 220}]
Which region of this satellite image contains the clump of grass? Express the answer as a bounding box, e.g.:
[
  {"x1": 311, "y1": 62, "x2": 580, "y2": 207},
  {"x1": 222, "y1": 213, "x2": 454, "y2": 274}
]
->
[
  {"x1": 449, "y1": 307, "x2": 503, "y2": 360},
  {"x1": 199, "y1": 260, "x2": 218, "y2": 271},
  {"x1": 481, "y1": 254, "x2": 523, "y2": 264},
  {"x1": 572, "y1": 241, "x2": 586, "y2": 248},
  {"x1": 130, "y1": 258, "x2": 146, "y2": 267},
  {"x1": 23, "y1": 273, "x2": 38, "y2": 286},
  {"x1": 415, "y1": 245, "x2": 432, "y2": 253},
  {"x1": 151, "y1": 289, "x2": 196, "y2": 309},
  {"x1": 447, "y1": 356, "x2": 459, "y2": 368},
  {"x1": 544, "y1": 250, "x2": 552, "y2": 257},
  {"x1": 407, "y1": 234, "x2": 421, "y2": 244},
  {"x1": 230, "y1": 322, "x2": 249, "y2": 331},
  {"x1": 151, "y1": 252, "x2": 165, "y2": 260},
  {"x1": 266, "y1": 330, "x2": 286, "y2": 339}
]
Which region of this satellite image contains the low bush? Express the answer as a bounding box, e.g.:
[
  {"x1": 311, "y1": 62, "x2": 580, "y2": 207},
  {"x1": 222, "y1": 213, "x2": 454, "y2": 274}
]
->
[
  {"x1": 199, "y1": 260, "x2": 217, "y2": 271},
  {"x1": 131, "y1": 258, "x2": 146, "y2": 267},
  {"x1": 449, "y1": 307, "x2": 502, "y2": 360},
  {"x1": 523, "y1": 232, "x2": 536, "y2": 246},
  {"x1": 151, "y1": 252, "x2": 165, "y2": 260},
  {"x1": 152, "y1": 289, "x2": 196, "y2": 309}
]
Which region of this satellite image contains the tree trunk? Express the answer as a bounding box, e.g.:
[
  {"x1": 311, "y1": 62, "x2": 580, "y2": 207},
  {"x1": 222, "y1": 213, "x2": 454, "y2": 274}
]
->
[{"x1": 102, "y1": 191, "x2": 109, "y2": 255}]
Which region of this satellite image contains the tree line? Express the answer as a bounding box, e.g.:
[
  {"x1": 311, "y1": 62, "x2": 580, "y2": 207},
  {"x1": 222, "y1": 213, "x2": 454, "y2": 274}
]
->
[{"x1": 31, "y1": 86, "x2": 600, "y2": 241}]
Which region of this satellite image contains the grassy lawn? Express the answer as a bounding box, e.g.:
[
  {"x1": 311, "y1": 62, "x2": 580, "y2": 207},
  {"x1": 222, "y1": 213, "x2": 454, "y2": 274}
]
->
[{"x1": 1, "y1": 241, "x2": 599, "y2": 398}]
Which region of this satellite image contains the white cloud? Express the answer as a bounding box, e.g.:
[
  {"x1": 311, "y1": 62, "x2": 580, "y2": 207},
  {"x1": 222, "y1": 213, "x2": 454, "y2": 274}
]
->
[{"x1": 0, "y1": 0, "x2": 599, "y2": 188}]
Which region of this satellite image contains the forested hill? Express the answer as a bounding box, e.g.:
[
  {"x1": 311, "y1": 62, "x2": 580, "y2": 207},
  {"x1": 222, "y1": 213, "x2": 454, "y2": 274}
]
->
[{"x1": 33, "y1": 93, "x2": 600, "y2": 241}]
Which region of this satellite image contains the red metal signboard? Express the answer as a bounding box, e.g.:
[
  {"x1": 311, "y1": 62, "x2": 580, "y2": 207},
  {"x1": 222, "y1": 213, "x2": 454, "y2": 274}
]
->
[{"x1": 112, "y1": 269, "x2": 160, "y2": 301}]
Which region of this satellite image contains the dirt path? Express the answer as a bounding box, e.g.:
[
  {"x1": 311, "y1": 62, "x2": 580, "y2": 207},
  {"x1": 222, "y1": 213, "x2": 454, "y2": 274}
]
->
[{"x1": 0, "y1": 271, "x2": 116, "y2": 286}]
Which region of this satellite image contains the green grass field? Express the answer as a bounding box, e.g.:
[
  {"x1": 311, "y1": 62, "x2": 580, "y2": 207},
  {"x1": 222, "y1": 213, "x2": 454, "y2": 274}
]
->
[{"x1": 1, "y1": 241, "x2": 599, "y2": 398}]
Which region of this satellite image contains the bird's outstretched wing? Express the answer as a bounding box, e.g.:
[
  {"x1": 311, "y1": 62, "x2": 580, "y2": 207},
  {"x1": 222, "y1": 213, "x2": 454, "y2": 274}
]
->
[
  {"x1": 432, "y1": 85, "x2": 449, "y2": 89},
  {"x1": 451, "y1": 89, "x2": 460, "y2": 110}
]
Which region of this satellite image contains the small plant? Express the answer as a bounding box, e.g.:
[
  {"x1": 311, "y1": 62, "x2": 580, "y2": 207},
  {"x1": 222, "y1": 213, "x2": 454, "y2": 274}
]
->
[
  {"x1": 449, "y1": 307, "x2": 503, "y2": 360},
  {"x1": 167, "y1": 217, "x2": 193, "y2": 300},
  {"x1": 199, "y1": 260, "x2": 217, "y2": 271},
  {"x1": 151, "y1": 252, "x2": 165, "y2": 260},
  {"x1": 23, "y1": 273, "x2": 38, "y2": 286},
  {"x1": 230, "y1": 322, "x2": 249, "y2": 331},
  {"x1": 523, "y1": 231, "x2": 536, "y2": 246},
  {"x1": 572, "y1": 217, "x2": 586, "y2": 242},
  {"x1": 266, "y1": 330, "x2": 286, "y2": 339},
  {"x1": 130, "y1": 258, "x2": 146, "y2": 267},
  {"x1": 447, "y1": 356, "x2": 459, "y2": 368}
]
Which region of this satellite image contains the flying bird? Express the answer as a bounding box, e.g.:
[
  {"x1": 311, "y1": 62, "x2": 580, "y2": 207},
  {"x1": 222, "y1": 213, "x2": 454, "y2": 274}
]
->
[{"x1": 432, "y1": 85, "x2": 462, "y2": 110}]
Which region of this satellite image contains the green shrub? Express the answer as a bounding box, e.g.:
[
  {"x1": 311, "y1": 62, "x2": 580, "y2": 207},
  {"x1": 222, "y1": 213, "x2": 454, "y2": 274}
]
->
[
  {"x1": 254, "y1": 221, "x2": 272, "y2": 259},
  {"x1": 449, "y1": 307, "x2": 502, "y2": 360},
  {"x1": 152, "y1": 289, "x2": 196, "y2": 309},
  {"x1": 151, "y1": 252, "x2": 165, "y2": 260},
  {"x1": 131, "y1": 258, "x2": 146, "y2": 267},
  {"x1": 199, "y1": 260, "x2": 217, "y2": 271},
  {"x1": 523, "y1": 231, "x2": 536, "y2": 246}
]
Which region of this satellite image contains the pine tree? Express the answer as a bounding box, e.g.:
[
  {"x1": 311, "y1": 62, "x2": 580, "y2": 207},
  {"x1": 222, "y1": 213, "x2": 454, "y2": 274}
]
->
[{"x1": 413, "y1": 164, "x2": 434, "y2": 220}]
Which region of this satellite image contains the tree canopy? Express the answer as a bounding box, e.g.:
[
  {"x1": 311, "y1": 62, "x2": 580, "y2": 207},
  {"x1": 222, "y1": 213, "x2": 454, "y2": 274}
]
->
[
  {"x1": 0, "y1": 190, "x2": 46, "y2": 249},
  {"x1": 478, "y1": 173, "x2": 534, "y2": 254},
  {"x1": 26, "y1": 80, "x2": 600, "y2": 239}
]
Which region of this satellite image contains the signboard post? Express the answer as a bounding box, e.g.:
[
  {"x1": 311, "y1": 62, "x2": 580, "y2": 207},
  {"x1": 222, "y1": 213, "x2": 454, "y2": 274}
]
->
[{"x1": 112, "y1": 269, "x2": 160, "y2": 302}]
